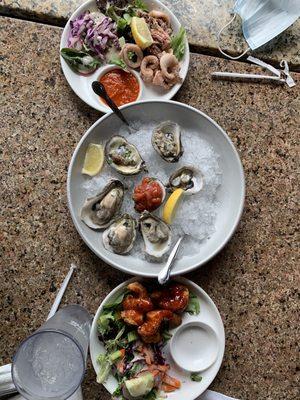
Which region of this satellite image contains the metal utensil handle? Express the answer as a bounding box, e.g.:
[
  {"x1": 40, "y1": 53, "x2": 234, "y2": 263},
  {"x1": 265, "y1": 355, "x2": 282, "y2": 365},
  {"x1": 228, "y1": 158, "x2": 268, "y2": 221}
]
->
[{"x1": 158, "y1": 236, "x2": 184, "y2": 285}]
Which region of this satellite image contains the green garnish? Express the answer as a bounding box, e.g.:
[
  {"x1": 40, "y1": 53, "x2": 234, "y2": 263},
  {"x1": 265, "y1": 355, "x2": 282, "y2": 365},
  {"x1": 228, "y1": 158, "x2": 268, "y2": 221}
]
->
[
  {"x1": 186, "y1": 292, "x2": 200, "y2": 315},
  {"x1": 123, "y1": 13, "x2": 132, "y2": 24},
  {"x1": 103, "y1": 290, "x2": 129, "y2": 310},
  {"x1": 119, "y1": 36, "x2": 126, "y2": 48},
  {"x1": 143, "y1": 389, "x2": 158, "y2": 400},
  {"x1": 127, "y1": 51, "x2": 136, "y2": 61},
  {"x1": 109, "y1": 349, "x2": 123, "y2": 362},
  {"x1": 133, "y1": 0, "x2": 148, "y2": 12},
  {"x1": 109, "y1": 56, "x2": 128, "y2": 70},
  {"x1": 96, "y1": 354, "x2": 111, "y2": 383},
  {"x1": 117, "y1": 17, "x2": 128, "y2": 31},
  {"x1": 162, "y1": 330, "x2": 173, "y2": 342},
  {"x1": 97, "y1": 310, "x2": 115, "y2": 335},
  {"x1": 190, "y1": 372, "x2": 202, "y2": 382},
  {"x1": 171, "y1": 27, "x2": 186, "y2": 61},
  {"x1": 106, "y1": 5, "x2": 120, "y2": 22},
  {"x1": 107, "y1": 0, "x2": 148, "y2": 32},
  {"x1": 60, "y1": 48, "x2": 102, "y2": 74},
  {"x1": 128, "y1": 330, "x2": 139, "y2": 343}
]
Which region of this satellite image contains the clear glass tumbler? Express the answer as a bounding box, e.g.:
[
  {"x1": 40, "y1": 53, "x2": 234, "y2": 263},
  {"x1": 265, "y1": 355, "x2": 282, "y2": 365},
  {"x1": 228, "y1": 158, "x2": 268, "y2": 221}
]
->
[{"x1": 12, "y1": 305, "x2": 91, "y2": 400}]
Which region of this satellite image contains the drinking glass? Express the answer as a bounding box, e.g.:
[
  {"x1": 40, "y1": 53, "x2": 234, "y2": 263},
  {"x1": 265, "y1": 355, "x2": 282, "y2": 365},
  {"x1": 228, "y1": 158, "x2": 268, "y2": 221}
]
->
[{"x1": 12, "y1": 305, "x2": 91, "y2": 400}]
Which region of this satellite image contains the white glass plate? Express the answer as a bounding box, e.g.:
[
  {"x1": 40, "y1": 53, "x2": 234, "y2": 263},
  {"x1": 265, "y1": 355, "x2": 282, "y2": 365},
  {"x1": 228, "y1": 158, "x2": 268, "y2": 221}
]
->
[
  {"x1": 67, "y1": 100, "x2": 245, "y2": 277},
  {"x1": 90, "y1": 277, "x2": 225, "y2": 400},
  {"x1": 60, "y1": 0, "x2": 190, "y2": 112}
]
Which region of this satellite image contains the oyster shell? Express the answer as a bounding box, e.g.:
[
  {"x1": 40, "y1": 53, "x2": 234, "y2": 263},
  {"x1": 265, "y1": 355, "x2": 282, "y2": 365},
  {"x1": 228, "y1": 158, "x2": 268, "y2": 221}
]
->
[
  {"x1": 80, "y1": 180, "x2": 124, "y2": 229},
  {"x1": 152, "y1": 121, "x2": 183, "y2": 162},
  {"x1": 105, "y1": 136, "x2": 145, "y2": 175},
  {"x1": 140, "y1": 212, "x2": 172, "y2": 258},
  {"x1": 168, "y1": 166, "x2": 203, "y2": 195},
  {"x1": 103, "y1": 214, "x2": 137, "y2": 254}
]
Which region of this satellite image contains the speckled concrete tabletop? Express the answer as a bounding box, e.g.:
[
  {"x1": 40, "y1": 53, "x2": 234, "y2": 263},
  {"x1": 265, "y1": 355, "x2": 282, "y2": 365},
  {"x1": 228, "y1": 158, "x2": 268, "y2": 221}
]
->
[
  {"x1": 1, "y1": 0, "x2": 300, "y2": 69},
  {"x1": 1, "y1": 15, "x2": 300, "y2": 400}
]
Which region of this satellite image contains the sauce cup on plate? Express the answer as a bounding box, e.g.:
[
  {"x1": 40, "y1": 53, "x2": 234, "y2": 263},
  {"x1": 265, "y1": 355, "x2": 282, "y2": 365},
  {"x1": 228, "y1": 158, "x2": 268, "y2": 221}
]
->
[
  {"x1": 170, "y1": 321, "x2": 220, "y2": 372},
  {"x1": 95, "y1": 65, "x2": 142, "y2": 109}
]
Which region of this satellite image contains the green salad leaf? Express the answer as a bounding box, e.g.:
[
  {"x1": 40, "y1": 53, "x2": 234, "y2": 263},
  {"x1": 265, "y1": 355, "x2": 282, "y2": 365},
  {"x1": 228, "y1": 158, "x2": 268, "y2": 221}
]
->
[
  {"x1": 171, "y1": 27, "x2": 186, "y2": 61},
  {"x1": 96, "y1": 354, "x2": 111, "y2": 384},
  {"x1": 186, "y1": 292, "x2": 200, "y2": 315},
  {"x1": 162, "y1": 330, "x2": 173, "y2": 343},
  {"x1": 109, "y1": 56, "x2": 128, "y2": 70},
  {"x1": 133, "y1": 0, "x2": 148, "y2": 12},
  {"x1": 143, "y1": 389, "x2": 158, "y2": 400},
  {"x1": 105, "y1": 325, "x2": 126, "y2": 352},
  {"x1": 127, "y1": 330, "x2": 139, "y2": 343},
  {"x1": 190, "y1": 372, "x2": 202, "y2": 382},
  {"x1": 60, "y1": 48, "x2": 102, "y2": 74},
  {"x1": 106, "y1": 5, "x2": 120, "y2": 22},
  {"x1": 103, "y1": 290, "x2": 129, "y2": 310},
  {"x1": 97, "y1": 310, "x2": 115, "y2": 335}
]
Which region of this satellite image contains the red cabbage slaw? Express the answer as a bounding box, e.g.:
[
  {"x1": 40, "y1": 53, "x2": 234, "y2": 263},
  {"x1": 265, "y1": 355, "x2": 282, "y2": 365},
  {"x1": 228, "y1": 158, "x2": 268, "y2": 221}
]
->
[{"x1": 68, "y1": 11, "x2": 120, "y2": 61}]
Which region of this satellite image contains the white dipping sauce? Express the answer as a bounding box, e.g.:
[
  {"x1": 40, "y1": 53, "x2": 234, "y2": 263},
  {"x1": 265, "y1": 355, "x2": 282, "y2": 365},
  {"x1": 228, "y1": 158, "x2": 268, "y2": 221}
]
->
[{"x1": 171, "y1": 322, "x2": 219, "y2": 372}]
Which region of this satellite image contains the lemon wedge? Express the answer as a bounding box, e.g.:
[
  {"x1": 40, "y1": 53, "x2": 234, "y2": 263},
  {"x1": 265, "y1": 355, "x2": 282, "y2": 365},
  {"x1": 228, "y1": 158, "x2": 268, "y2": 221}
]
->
[
  {"x1": 82, "y1": 143, "x2": 104, "y2": 176},
  {"x1": 162, "y1": 188, "x2": 184, "y2": 224},
  {"x1": 131, "y1": 17, "x2": 153, "y2": 50}
]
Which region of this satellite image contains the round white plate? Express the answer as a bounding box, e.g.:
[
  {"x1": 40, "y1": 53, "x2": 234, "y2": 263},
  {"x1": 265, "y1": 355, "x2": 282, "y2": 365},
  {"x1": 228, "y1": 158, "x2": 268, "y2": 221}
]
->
[
  {"x1": 60, "y1": 0, "x2": 190, "y2": 113},
  {"x1": 90, "y1": 277, "x2": 225, "y2": 400},
  {"x1": 67, "y1": 100, "x2": 245, "y2": 277}
]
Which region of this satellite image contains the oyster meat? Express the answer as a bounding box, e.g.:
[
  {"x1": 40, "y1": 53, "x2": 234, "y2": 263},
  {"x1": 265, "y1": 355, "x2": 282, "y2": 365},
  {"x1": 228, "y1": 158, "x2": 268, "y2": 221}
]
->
[
  {"x1": 105, "y1": 135, "x2": 145, "y2": 175},
  {"x1": 152, "y1": 121, "x2": 183, "y2": 162},
  {"x1": 81, "y1": 180, "x2": 124, "y2": 229},
  {"x1": 103, "y1": 214, "x2": 137, "y2": 254},
  {"x1": 140, "y1": 212, "x2": 172, "y2": 258},
  {"x1": 168, "y1": 166, "x2": 204, "y2": 195}
]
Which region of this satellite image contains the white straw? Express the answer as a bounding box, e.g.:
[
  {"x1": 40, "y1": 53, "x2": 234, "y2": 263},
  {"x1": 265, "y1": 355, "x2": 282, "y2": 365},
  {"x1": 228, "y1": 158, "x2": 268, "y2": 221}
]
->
[{"x1": 47, "y1": 264, "x2": 76, "y2": 320}]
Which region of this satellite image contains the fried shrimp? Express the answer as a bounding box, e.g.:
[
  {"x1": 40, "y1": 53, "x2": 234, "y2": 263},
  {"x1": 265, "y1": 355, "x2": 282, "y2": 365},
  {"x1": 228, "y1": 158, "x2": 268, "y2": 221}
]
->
[
  {"x1": 122, "y1": 282, "x2": 154, "y2": 312},
  {"x1": 127, "y1": 282, "x2": 148, "y2": 297},
  {"x1": 138, "y1": 310, "x2": 173, "y2": 342},
  {"x1": 151, "y1": 284, "x2": 189, "y2": 312},
  {"x1": 121, "y1": 310, "x2": 144, "y2": 326}
]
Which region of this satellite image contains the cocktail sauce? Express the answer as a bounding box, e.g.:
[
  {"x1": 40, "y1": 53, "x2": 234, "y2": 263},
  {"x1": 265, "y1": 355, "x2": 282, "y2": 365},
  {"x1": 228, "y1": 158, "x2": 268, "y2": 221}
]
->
[{"x1": 99, "y1": 68, "x2": 140, "y2": 107}]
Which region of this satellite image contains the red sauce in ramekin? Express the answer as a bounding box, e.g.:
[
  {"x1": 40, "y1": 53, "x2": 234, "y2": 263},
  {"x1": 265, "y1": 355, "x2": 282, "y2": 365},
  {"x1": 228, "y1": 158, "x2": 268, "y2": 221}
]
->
[
  {"x1": 133, "y1": 177, "x2": 164, "y2": 212},
  {"x1": 99, "y1": 68, "x2": 140, "y2": 107}
]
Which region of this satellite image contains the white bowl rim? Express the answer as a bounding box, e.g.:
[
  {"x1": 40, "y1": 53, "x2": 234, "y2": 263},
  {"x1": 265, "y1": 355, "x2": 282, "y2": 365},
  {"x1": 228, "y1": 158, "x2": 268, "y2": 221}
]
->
[
  {"x1": 60, "y1": 0, "x2": 190, "y2": 112},
  {"x1": 89, "y1": 276, "x2": 225, "y2": 398},
  {"x1": 170, "y1": 321, "x2": 220, "y2": 372},
  {"x1": 67, "y1": 99, "x2": 245, "y2": 277}
]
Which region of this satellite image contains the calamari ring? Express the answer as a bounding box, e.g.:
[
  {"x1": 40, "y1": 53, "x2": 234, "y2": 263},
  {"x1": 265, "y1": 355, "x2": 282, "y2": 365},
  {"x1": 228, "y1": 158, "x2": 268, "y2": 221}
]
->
[{"x1": 121, "y1": 44, "x2": 143, "y2": 69}]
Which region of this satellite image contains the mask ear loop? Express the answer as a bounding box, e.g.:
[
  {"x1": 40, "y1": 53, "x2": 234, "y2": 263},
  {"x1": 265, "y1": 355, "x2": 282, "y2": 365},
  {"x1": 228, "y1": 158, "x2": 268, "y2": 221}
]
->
[{"x1": 217, "y1": 13, "x2": 250, "y2": 60}]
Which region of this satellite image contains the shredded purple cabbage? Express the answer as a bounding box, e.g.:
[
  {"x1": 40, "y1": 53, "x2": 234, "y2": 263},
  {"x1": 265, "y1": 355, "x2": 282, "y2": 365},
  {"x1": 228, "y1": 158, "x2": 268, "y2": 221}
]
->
[{"x1": 68, "y1": 11, "x2": 119, "y2": 60}]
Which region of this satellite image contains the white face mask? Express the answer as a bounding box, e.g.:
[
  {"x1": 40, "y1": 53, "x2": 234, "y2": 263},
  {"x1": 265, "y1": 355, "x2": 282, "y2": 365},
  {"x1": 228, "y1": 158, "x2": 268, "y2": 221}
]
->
[{"x1": 218, "y1": 0, "x2": 300, "y2": 59}]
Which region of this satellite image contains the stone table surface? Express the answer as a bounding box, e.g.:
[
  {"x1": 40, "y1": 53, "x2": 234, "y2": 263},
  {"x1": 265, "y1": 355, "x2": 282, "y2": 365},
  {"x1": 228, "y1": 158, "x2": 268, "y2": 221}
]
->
[
  {"x1": 1, "y1": 0, "x2": 300, "y2": 69},
  {"x1": 1, "y1": 15, "x2": 300, "y2": 400}
]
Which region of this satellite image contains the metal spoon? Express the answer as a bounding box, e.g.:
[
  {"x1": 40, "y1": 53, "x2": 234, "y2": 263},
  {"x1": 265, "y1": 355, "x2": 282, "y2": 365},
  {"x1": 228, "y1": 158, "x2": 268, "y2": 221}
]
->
[
  {"x1": 92, "y1": 81, "x2": 130, "y2": 126},
  {"x1": 158, "y1": 236, "x2": 185, "y2": 285}
]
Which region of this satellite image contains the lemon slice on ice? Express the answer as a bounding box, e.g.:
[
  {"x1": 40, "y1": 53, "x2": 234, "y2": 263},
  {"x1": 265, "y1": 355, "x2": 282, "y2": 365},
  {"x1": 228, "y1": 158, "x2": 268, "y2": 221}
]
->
[
  {"x1": 82, "y1": 143, "x2": 104, "y2": 176},
  {"x1": 162, "y1": 189, "x2": 184, "y2": 224},
  {"x1": 131, "y1": 17, "x2": 153, "y2": 50}
]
